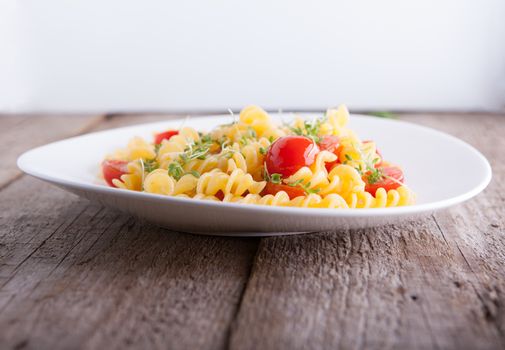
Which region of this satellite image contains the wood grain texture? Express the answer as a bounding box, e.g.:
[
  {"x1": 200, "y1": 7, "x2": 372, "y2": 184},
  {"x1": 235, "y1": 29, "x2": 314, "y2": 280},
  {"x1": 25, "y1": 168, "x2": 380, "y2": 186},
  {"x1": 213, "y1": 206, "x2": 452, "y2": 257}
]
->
[
  {"x1": 0, "y1": 178, "x2": 257, "y2": 350},
  {"x1": 0, "y1": 113, "x2": 504, "y2": 350},
  {"x1": 229, "y1": 114, "x2": 505, "y2": 350},
  {"x1": 93, "y1": 114, "x2": 184, "y2": 131},
  {"x1": 0, "y1": 114, "x2": 259, "y2": 350},
  {"x1": 0, "y1": 114, "x2": 103, "y2": 189}
]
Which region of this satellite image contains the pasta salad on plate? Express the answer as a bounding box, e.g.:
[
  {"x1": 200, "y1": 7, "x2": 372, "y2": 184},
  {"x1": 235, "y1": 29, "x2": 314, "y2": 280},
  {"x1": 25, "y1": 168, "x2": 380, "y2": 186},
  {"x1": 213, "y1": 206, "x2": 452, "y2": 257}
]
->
[{"x1": 101, "y1": 105, "x2": 415, "y2": 209}]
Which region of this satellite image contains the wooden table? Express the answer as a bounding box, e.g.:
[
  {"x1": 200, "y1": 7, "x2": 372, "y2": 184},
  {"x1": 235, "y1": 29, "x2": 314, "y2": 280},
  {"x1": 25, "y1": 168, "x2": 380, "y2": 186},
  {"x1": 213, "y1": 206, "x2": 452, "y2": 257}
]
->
[{"x1": 0, "y1": 113, "x2": 504, "y2": 350}]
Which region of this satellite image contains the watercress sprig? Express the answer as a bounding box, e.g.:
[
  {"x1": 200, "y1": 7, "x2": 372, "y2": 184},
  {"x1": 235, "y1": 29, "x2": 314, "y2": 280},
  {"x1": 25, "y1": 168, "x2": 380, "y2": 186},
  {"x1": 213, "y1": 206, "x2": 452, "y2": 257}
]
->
[{"x1": 289, "y1": 115, "x2": 327, "y2": 142}]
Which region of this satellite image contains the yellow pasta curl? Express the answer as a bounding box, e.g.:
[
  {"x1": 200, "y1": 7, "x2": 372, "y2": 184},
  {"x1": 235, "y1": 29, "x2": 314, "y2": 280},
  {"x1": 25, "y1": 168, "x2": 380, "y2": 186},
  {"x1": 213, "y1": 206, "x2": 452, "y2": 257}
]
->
[
  {"x1": 157, "y1": 127, "x2": 200, "y2": 169},
  {"x1": 324, "y1": 164, "x2": 366, "y2": 197},
  {"x1": 211, "y1": 105, "x2": 285, "y2": 143},
  {"x1": 226, "y1": 191, "x2": 292, "y2": 206},
  {"x1": 112, "y1": 161, "x2": 143, "y2": 191},
  {"x1": 323, "y1": 104, "x2": 352, "y2": 137},
  {"x1": 239, "y1": 138, "x2": 271, "y2": 180},
  {"x1": 239, "y1": 105, "x2": 284, "y2": 140},
  {"x1": 196, "y1": 169, "x2": 266, "y2": 197},
  {"x1": 220, "y1": 191, "x2": 349, "y2": 208},
  {"x1": 183, "y1": 155, "x2": 220, "y2": 175},
  {"x1": 285, "y1": 151, "x2": 336, "y2": 190},
  {"x1": 144, "y1": 169, "x2": 198, "y2": 196},
  {"x1": 126, "y1": 137, "x2": 156, "y2": 161},
  {"x1": 346, "y1": 186, "x2": 416, "y2": 208},
  {"x1": 217, "y1": 151, "x2": 248, "y2": 174}
]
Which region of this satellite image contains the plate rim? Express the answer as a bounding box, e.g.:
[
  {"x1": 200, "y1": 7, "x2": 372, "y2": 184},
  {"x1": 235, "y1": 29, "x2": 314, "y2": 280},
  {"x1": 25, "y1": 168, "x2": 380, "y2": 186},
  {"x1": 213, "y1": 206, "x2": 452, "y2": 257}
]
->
[{"x1": 17, "y1": 113, "x2": 493, "y2": 218}]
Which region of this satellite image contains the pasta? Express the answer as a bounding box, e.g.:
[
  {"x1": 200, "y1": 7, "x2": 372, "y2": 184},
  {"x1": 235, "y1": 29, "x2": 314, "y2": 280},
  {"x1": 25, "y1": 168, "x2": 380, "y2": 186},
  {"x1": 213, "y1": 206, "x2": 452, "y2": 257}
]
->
[{"x1": 101, "y1": 105, "x2": 416, "y2": 209}]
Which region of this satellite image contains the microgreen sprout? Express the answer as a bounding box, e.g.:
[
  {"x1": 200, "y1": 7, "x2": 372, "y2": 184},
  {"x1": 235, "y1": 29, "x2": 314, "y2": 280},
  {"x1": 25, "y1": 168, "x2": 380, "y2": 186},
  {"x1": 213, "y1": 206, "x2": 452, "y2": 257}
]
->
[
  {"x1": 286, "y1": 179, "x2": 320, "y2": 194},
  {"x1": 178, "y1": 136, "x2": 214, "y2": 165},
  {"x1": 287, "y1": 179, "x2": 303, "y2": 187},
  {"x1": 168, "y1": 162, "x2": 185, "y2": 180},
  {"x1": 270, "y1": 173, "x2": 282, "y2": 184},
  {"x1": 289, "y1": 115, "x2": 327, "y2": 142},
  {"x1": 143, "y1": 159, "x2": 159, "y2": 173},
  {"x1": 365, "y1": 168, "x2": 383, "y2": 185},
  {"x1": 168, "y1": 162, "x2": 201, "y2": 180},
  {"x1": 264, "y1": 170, "x2": 321, "y2": 195}
]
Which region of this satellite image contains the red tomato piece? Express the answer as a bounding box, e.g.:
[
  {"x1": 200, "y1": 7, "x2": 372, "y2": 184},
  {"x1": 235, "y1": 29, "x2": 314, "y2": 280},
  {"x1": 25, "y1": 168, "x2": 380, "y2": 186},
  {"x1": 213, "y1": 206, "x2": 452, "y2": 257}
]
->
[
  {"x1": 318, "y1": 135, "x2": 340, "y2": 153},
  {"x1": 265, "y1": 136, "x2": 320, "y2": 178},
  {"x1": 364, "y1": 166, "x2": 404, "y2": 196},
  {"x1": 102, "y1": 160, "x2": 129, "y2": 187},
  {"x1": 215, "y1": 190, "x2": 224, "y2": 201},
  {"x1": 318, "y1": 135, "x2": 342, "y2": 172},
  {"x1": 261, "y1": 182, "x2": 306, "y2": 200},
  {"x1": 154, "y1": 130, "x2": 179, "y2": 145}
]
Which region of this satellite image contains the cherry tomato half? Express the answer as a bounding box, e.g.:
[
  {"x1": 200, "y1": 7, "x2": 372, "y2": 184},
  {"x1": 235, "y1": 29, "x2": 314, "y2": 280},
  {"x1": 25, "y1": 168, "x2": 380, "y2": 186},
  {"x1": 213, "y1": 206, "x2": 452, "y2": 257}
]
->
[
  {"x1": 364, "y1": 166, "x2": 404, "y2": 196},
  {"x1": 102, "y1": 160, "x2": 129, "y2": 187},
  {"x1": 318, "y1": 135, "x2": 342, "y2": 172},
  {"x1": 261, "y1": 182, "x2": 306, "y2": 199},
  {"x1": 265, "y1": 136, "x2": 320, "y2": 178},
  {"x1": 154, "y1": 130, "x2": 179, "y2": 145}
]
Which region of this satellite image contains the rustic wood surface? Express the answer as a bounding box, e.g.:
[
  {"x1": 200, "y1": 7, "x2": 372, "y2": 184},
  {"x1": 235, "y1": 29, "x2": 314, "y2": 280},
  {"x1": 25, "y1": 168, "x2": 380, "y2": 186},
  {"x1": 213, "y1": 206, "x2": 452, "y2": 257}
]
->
[{"x1": 0, "y1": 112, "x2": 503, "y2": 350}]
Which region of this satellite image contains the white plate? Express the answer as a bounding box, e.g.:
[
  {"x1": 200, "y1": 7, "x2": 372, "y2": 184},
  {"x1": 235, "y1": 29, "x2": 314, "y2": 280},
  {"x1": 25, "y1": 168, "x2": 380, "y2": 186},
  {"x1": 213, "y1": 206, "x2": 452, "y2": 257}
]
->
[{"x1": 17, "y1": 114, "x2": 492, "y2": 236}]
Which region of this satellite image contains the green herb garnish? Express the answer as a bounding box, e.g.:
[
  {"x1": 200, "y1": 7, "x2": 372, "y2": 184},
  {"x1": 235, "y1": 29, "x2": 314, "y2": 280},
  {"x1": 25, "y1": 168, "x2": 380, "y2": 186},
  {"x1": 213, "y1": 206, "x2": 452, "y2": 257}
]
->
[
  {"x1": 270, "y1": 173, "x2": 282, "y2": 184},
  {"x1": 286, "y1": 179, "x2": 320, "y2": 195},
  {"x1": 289, "y1": 116, "x2": 326, "y2": 142},
  {"x1": 178, "y1": 136, "x2": 213, "y2": 165},
  {"x1": 239, "y1": 136, "x2": 249, "y2": 146},
  {"x1": 143, "y1": 159, "x2": 159, "y2": 172},
  {"x1": 168, "y1": 162, "x2": 185, "y2": 180},
  {"x1": 286, "y1": 179, "x2": 303, "y2": 187},
  {"x1": 168, "y1": 162, "x2": 201, "y2": 180},
  {"x1": 200, "y1": 134, "x2": 212, "y2": 144},
  {"x1": 365, "y1": 167, "x2": 383, "y2": 185},
  {"x1": 304, "y1": 187, "x2": 320, "y2": 194}
]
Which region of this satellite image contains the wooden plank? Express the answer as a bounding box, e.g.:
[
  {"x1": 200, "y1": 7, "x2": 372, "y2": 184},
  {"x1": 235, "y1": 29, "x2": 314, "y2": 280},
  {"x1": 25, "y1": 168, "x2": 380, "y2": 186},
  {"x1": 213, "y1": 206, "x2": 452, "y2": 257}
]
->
[
  {"x1": 93, "y1": 114, "x2": 184, "y2": 131},
  {"x1": 404, "y1": 114, "x2": 505, "y2": 343},
  {"x1": 230, "y1": 114, "x2": 505, "y2": 350},
  {"x1": 0, "y1": 114, "x2": 104, "y2": 189},
  {"x1": 0, "y1": 114, "x2": 259, "y2": 350}
]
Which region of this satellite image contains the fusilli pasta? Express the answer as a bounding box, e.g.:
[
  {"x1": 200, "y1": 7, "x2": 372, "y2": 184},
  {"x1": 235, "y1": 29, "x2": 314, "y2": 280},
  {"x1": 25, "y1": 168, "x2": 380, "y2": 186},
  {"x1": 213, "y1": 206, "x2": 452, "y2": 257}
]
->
[{"x1": 101, "y1": 105, "x2": 416, "y2": 209}]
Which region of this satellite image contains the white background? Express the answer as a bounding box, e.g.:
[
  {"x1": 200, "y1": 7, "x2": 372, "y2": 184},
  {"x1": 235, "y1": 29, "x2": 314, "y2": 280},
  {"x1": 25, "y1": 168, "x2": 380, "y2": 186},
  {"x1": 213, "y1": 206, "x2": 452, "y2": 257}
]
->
[{"x1": 1, "y1": 0, "x2": 505, "y2": 113}]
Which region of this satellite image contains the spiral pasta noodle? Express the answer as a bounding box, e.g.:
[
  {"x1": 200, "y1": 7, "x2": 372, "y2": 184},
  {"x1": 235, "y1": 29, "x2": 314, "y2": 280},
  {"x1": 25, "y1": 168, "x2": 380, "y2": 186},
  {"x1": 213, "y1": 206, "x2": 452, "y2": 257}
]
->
[
  {"x1": 196, "y1": 169, "x2": 266, "y2": 197},
  {"x1": 285, "y1": 151, "x2": 335, "y2": 191},
  {"x1": 157, "y1": 127, "x2": 200, "y2": 169}
]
